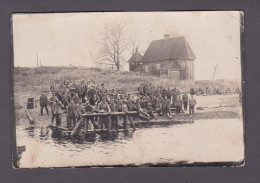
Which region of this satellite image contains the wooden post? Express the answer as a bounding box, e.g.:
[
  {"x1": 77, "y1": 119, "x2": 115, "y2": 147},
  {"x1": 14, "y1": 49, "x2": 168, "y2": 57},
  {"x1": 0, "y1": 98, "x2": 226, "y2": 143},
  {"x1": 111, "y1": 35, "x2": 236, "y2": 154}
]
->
[
  {"x1": 107, "y1": 117, "x2": 112, "y2": 138},
  {"x1": 70, "y1": 118, "x2": 83, "y2": 136},
  {"x1": 25, "y1": 109, "x2": 34, "y2": 125}
]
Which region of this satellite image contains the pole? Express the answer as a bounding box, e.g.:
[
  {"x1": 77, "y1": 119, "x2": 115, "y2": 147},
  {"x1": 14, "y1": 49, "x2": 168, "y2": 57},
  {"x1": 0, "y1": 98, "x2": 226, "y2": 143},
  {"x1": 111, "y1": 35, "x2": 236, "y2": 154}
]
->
[
  {"x1": 212, "y1": 65, "x2": 217, "y2": 80},
  {"x1": 37, "y1": 55, "x2": 38, "y2": 68}
]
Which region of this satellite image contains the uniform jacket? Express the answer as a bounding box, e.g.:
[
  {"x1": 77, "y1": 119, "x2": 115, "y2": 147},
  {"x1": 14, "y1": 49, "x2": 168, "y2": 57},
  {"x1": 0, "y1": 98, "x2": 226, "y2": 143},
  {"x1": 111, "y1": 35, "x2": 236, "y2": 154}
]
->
[
  {"x1": 97, "y1": 101, "x2": 111, "y2": 112},
  {"x1": 40, "y1": 95, "x2": 48, "y2": 106},
  {"x1": 189, "y1": 98, "x2": 197, "y2": 107},
  {"x1": 67, "y1": 103, "x2": 76, "y2": 117},
  {"x1": 182, "y1": 94, "x2": 189, "y2": 102},
  {"x1": 53, "y1": 100, "x2": 63, "y2": 114}
]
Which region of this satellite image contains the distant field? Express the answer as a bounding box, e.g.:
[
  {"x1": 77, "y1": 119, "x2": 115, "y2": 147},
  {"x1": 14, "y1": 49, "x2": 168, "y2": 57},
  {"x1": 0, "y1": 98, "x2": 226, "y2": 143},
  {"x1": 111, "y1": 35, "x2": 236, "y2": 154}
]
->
[{"x1": 13, "y1": 66, "x2": 241, "y2": 94}]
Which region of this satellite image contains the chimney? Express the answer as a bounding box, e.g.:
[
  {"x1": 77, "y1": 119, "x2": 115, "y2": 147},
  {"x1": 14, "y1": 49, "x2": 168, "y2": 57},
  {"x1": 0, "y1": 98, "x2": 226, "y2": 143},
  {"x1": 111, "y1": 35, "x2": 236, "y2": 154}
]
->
[
  {"x1": 164, "y1": 33, "x2": 171, "y2": 41},
  {"x1": 135, "y1": 47, "x2": 139, "y2": 53}
]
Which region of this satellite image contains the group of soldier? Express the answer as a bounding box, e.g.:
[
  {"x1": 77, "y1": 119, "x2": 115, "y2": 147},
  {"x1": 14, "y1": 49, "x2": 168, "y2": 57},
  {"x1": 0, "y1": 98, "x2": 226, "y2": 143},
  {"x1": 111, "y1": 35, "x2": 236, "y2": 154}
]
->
[{"x1": 39, "y1": 79, "x2": 197, "y2": 132}]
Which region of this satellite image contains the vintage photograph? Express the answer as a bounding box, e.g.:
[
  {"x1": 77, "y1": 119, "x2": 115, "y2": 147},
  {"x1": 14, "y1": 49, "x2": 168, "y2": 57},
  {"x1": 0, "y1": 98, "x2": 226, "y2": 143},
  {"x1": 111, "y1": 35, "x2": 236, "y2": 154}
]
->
[{"x1": 12, "y1": 11, "x2": 244, "y2": 168}]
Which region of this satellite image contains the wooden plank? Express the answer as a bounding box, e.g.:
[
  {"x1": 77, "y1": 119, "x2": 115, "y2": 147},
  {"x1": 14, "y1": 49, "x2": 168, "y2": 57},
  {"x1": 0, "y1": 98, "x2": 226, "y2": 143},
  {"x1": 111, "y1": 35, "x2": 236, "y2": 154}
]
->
[
  {"x1": 25, "y1": 109, "x2": 34, "y2": 124},
  {"x1": 82, "y1": 111, "x2": 137, "y2": 117}
]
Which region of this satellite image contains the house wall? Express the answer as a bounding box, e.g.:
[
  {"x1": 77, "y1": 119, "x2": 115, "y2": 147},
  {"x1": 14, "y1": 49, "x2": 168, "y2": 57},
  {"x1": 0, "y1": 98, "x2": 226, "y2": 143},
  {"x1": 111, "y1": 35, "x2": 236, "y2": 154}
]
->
[
  {"x1": 177, "y1": 60, "x2": 194, "y2": 80},
  {"x1": 129, "y1": 61, "x2": 141, "y2": 72},
  {"x1": 142, "y1": 59, "x2": 194, "y2": 80}
]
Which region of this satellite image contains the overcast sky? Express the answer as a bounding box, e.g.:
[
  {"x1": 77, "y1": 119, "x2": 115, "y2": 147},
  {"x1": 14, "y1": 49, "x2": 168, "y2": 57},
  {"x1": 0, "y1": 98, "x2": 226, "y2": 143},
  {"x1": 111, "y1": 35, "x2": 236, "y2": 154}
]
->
[{"x1": 13, "y1": 11, "x2": 242, "y2": 80}]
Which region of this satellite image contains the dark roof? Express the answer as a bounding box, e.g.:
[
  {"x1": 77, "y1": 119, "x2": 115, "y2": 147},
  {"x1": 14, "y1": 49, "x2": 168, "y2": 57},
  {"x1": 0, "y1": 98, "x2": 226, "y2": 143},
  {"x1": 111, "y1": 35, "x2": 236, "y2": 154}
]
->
[
  {"x1": 128, "y1": 52, "x2": 143, "y2": 63},
  {"x1": 160, "y1": 61, "x2": 180, "y2": 70},
  {"x1": 142, "y1": 36, "x2": 196, "y2": 63}
]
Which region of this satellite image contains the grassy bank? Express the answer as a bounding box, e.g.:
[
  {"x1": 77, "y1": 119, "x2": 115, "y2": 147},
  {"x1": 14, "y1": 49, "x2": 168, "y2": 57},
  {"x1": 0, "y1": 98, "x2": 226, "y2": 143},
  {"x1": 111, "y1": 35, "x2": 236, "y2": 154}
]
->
[
  {"x1": 13, "y1": 66, "x2": 240, "y2": 94},
  {"x1": 13, "y1": 66, "x2": 242, "y2": 128}
]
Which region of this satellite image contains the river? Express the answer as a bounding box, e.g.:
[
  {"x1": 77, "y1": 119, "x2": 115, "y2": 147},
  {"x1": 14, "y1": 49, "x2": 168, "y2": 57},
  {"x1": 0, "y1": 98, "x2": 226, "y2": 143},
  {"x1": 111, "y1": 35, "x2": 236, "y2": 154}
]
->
[{"x1": 16, "y1": 118, "x2": 244, "y2": 168}]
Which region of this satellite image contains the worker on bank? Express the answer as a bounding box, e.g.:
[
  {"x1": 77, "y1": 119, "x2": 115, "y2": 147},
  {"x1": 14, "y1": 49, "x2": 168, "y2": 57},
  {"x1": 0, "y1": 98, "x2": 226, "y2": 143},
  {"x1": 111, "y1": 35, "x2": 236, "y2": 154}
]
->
[
  {"x1": 53, "y1": 98, "x2": 63, "y2": 126},
  {"x1": 49, "y1": 92, "x2": 57, "y2": 125},
  {"x1": 182, "y1": 92, "x2": 189, "y2": 111},
  {"x1": 189, "y1": 95, "x2": 197, "y2": 118},
  {"x1": 175, "y1": 93, "x2": 183, "y2": 115},
  {"x1": 40, "y1": 92, "x2": 49, "y2": 116}
]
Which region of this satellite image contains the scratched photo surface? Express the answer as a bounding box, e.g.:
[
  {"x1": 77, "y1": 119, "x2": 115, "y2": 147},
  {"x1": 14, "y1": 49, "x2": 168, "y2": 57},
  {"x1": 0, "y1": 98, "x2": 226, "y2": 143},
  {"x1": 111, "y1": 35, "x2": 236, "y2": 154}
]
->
[{"x1": 12, "y1": 12, "x2": 244, "y2": 168}]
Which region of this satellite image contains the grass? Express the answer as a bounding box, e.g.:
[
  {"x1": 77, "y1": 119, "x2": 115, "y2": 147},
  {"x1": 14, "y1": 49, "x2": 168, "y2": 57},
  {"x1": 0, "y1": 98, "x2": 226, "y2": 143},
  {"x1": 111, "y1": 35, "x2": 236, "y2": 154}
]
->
[{"x1": 13, "y1": 66, "x2": 240, "y2": 94}]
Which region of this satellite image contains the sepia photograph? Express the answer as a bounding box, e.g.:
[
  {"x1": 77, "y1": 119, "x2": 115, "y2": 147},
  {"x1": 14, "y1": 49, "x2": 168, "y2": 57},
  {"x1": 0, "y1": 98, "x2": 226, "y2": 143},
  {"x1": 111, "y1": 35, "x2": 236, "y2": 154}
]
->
[{"x1": 12, "y1": 11, "x2": 244, "y2": 168}]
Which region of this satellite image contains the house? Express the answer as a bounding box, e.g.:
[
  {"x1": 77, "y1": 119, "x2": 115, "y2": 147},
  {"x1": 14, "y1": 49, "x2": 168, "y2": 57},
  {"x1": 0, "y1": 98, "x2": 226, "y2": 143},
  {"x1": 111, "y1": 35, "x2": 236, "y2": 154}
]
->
[
  {"x1": 141, "y1": 34, "x2": 196, "y2": 80},
  {"x1": 128, "y1": 48, "x2": 143, "y2": 72}
]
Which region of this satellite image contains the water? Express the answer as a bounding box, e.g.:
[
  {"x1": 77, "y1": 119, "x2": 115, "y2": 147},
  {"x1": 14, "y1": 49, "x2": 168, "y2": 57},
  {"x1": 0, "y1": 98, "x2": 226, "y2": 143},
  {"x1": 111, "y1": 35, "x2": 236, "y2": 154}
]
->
[{"x1": 16, "y1": 119, "x2": 244, "y2": 168}]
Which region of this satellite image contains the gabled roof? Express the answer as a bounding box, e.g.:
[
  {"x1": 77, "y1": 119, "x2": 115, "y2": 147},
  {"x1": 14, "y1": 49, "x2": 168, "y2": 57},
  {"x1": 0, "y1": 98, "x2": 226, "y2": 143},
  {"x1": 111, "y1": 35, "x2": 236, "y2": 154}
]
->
[
  {"x1": 142, "y1": 36, "x2": 196, "y2": 63},
  {"x1": 128, "y1": 52, "x2": 143, "y2": 63}
]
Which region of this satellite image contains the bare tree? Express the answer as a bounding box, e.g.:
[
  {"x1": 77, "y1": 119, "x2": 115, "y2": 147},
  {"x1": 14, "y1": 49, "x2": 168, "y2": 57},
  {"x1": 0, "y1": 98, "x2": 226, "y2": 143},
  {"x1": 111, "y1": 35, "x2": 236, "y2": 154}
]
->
[{"x1": 97, "y1": 19, "x2": 128, "y2": 70}]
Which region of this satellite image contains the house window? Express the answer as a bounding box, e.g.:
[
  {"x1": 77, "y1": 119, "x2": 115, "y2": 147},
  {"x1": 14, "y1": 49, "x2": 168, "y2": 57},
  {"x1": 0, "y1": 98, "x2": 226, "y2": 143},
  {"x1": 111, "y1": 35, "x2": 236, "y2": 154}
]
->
[{"x1": 156, "y1": 64, "x2": 160, "y2": 70}]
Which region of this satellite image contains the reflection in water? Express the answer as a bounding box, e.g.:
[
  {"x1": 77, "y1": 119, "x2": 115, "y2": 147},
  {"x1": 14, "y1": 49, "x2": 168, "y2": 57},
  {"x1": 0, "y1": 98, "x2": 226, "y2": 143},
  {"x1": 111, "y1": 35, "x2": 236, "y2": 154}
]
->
[{"x1": 17, "y1": 119, "x2": 244, "y2": 167}]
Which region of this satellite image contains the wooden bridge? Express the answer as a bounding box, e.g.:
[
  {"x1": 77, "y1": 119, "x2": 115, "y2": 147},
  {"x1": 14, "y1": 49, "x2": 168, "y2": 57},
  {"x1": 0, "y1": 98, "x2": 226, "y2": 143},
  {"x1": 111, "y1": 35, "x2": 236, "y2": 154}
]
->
[{"x1": 49, "y1": 111, "x2": 194, "y2": 136}]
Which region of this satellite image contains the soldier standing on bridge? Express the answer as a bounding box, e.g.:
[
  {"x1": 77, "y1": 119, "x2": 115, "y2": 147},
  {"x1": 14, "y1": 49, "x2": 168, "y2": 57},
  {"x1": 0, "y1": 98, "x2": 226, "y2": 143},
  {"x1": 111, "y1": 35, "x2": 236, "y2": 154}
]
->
[
  {"x1": 109, "y1": 98, "x2": 119, "y2": 131},
  {"x1": 67, "y1": 100, "x2": 76, "y2": 128},
  {"x1": 84, "y1": 100, "x2": 97, "y2": 132},
  {"x1": 97, "y1": 96, "x2": 111, "y2": 130}
]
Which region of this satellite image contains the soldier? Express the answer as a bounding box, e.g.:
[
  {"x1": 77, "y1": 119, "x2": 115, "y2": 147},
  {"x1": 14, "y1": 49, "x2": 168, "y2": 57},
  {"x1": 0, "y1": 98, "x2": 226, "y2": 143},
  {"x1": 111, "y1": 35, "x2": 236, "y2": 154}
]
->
[
  {"x1": 84, "y1": 100, "x2": 97, "y2": 132},
  {"x1": 53, "y1": 98, "x2": 63, "y2": 126},
  {"x1": 189, "y1": 95, "x2": 197, "y2": 118},
  {"x1": 122, "y1": 99, "x2": 136, "y2": 131},
  {"x1": 138, "y1": 82, "x2": 144, "y2": 96},
  {"x1": 40, "y1": 92, "x2": 49, "y2": 116},
  {"x1": 155, "y1": 98, "x2": 163, "y2": 115},
  {"x1": 76, "y1": 100, "x2": 85, "y2": 122},
  {"x1": 147, "y1": 102, "x2": 157, "y2": 120},
  {"x1": 67, "y1": 100, "x2": 76, "y2": 128},
  {"x1": 142, "y1": 92, "x2": 150, "y2": 109},
  {"x1": 182, "y1": 92, "x2": 189, "y2": 111},
  {"x1": 97, "y1": 96, "x2": 111, "y2": 130},
  {"x1": 175, "y1": 93, "x2": 183, "y2": 114},
  {"x1": 163, "y1": 95, "x2": 171, "y2": 116},
  {"x1": 71, "y1": 90, "x2": 80, "y2": 105},
  {"x1": 109, "y1": 98, "x2": 119, "y2": 131},
  {"x1": 49, "y1": 92, "x2": 57, "y2": 125},
  {"x1": 151, "y1": 95, "x2": 157, "y2": 110},
  {"x1": 87, "y1": 85, "x2": 97, "y2": 106},
  {"x1": 115, "y1": 94, "x2": 123, "y2": 112},
  {"x1": 98, "y1": 83, "x2": 108, "y2": 99}
]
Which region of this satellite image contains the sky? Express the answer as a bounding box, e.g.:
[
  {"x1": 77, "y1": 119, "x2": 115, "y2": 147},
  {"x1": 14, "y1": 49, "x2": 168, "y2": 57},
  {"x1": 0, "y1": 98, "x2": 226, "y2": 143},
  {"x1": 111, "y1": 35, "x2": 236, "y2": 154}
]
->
[{"x1": 13, "y1": 12, "x2": 242, "y2": 80}]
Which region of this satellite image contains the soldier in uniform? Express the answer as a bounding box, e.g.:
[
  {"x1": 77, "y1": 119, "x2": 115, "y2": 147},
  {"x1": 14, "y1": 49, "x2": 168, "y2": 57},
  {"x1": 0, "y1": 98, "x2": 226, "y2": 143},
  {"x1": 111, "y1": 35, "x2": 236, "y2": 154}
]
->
[
  {"x1": 175, "y1": 93, "x2": 183, "y2": 114},
  {"x1": 67, "y1": 100, "x2": 76, "y2": 128},
  {"x1": 109, "y1": 98, "x2": 119, "y2": 131},
  {"x1": 75, "y1": 100, "x2": 85, "y2": 123},
  {"x1": 142, "y1": 92, "x2": 150, "y2": 109},
  {"x1": 49, "y1": 92, "x2": 57, "y2": 125},
  {"x1": 189, "y1": 95, "x2": 197, "y2": 118},
  {"x1": 84, "y1": 100, "x2": 97, "y2": 132},
  {"x1": 182, "y1": 92, "x2": 189, "y2": 111},
  {"x1": 97, "y1": 96, "x2": 111, "y2": 130},
  {"x1": 98, "y1": 83, "x2": 108, "y2": 99},
  {"x1": 53, "y1": 98, "x2": 63, "y2": 126},
  {"x1": 163, "y1": 95, "x2": 171, "y2": 117},
  {"x1": 122, "y1": 99, "x2": 136, "y2": 131},
  {"x1": 40, "y1": 92, "x2": 49, "y2": 116}
]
